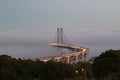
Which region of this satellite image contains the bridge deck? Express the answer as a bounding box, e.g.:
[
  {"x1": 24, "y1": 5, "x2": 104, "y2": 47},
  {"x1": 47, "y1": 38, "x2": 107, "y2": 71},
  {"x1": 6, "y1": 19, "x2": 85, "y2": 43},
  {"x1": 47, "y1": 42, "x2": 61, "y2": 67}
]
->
[{"x1": 50, "y1": 43, "x2": 89, "y2": 52}]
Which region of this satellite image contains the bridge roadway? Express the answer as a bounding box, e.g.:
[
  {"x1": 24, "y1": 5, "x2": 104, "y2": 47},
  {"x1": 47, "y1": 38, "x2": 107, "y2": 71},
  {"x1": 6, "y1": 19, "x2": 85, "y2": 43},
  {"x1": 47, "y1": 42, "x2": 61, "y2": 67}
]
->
[
  {"x1": 50, "y1": 43, "x2": 89, "y2": 58},
  {"x1": 34, "y1": 43, "x2": 89, "y2": 63},
  {"x1": 50, "y1": 43, "x2": 89, "y2": 53}
]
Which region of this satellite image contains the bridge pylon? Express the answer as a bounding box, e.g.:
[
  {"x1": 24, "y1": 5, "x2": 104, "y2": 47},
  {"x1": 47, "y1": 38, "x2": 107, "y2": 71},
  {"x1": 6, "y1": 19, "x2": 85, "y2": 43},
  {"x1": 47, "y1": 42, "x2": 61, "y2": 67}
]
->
[
  {"x1": 57, "y1": 28, "x2": 63, "y2": 44},
  {"x1": 56, "y1": 27, "x2": 66, "y2": 54}
]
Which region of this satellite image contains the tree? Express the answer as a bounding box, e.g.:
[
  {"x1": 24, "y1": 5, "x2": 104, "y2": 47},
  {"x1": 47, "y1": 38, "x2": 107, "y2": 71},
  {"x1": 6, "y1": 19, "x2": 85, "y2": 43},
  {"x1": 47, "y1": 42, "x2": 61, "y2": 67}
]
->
[
  {"x1": 93, "y1": 49, "x2": 120, "y2": 79},
  {"x1": 0, "y1": 55, "x2": 17, "y2": 80}
]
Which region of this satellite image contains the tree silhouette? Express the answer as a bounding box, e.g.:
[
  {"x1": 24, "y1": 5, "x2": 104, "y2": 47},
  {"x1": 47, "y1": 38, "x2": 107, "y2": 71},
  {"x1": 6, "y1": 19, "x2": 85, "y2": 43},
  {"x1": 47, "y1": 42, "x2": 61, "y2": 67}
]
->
[{"x1": 93, "y1": 49, "x2": 120, "y2": 79}]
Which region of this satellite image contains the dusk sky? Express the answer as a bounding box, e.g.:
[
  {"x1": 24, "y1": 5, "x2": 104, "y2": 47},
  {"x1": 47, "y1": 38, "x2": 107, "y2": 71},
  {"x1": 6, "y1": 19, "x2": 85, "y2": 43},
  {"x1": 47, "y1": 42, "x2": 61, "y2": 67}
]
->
[{"x1": 0, "y1": 0, "x2": 120, "y2": 58}]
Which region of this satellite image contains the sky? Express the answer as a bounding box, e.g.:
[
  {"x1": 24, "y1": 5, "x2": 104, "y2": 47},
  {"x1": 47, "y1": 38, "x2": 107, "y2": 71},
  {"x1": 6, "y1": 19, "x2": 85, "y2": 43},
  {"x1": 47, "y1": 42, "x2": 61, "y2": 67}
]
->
[{"x1": 0, "y1": 0, "x2": 120, "y2": 58}]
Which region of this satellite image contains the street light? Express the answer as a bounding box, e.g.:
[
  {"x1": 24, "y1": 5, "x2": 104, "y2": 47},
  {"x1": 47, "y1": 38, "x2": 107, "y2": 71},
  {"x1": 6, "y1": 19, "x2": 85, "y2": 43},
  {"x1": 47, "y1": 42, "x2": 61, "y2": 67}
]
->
[
  {"x1": 75, "y1": 70, "x2": 79, "y2": 74},
  {"x1": 81, "y1": 67, "x2": 87, "y2": 79}
]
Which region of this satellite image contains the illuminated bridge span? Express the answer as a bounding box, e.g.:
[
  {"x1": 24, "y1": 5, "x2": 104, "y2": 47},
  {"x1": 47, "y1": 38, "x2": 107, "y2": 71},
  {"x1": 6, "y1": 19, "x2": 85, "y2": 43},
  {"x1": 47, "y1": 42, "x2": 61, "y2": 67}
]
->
[
  {"x1": 50, "y1": 43, "x2": 88, "y2": 52},
  {"x1": 49, "y1": 43, "x2": 89, "y2": 63},
  {"x1": 35, "y1": 28, "x2": 89, "y2": 64}
]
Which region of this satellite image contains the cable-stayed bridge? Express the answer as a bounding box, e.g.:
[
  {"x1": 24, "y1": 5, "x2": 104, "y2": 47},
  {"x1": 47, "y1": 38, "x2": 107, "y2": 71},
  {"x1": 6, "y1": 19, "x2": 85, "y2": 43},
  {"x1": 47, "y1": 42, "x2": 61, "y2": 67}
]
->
[{"x1": 34, "y1": 28, "x2": 89, "y2": 64}]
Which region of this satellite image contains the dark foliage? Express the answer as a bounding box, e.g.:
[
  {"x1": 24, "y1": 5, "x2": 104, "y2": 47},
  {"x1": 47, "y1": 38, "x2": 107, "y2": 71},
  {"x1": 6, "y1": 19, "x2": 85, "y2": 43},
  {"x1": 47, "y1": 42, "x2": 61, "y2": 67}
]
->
[
  {"x1": 93, "y1": 49, "x2": 120, "y2": 79},
  {"x1": 0, "y1": 54, "x2": 76, "y2": 80}
]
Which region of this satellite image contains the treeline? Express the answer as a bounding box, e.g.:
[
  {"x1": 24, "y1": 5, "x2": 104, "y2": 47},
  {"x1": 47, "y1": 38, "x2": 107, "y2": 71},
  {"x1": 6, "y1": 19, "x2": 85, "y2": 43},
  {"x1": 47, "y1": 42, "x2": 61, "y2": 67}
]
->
[
  {"x1": 0, "y1": 49, "x2": 120, "y2": 80},
  {"x1": 0, "y1": 55, "x2": 93, "y2": 80}
]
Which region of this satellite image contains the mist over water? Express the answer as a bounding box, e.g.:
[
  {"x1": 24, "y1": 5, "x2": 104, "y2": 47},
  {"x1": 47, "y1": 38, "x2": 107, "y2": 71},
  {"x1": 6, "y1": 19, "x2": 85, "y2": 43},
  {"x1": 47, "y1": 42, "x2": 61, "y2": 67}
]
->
[{"x1": 0, "y1": 29, "x2": 120, "y2": 58}]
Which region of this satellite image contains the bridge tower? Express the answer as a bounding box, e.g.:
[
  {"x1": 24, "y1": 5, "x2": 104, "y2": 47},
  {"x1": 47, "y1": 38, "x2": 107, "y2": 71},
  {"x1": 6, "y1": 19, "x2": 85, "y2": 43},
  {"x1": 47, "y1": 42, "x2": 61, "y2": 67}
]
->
[
  {"x1": 57, "y1": 28, "x2": 63, "y2": 44},
  {"x1": 56, "y1": 28, "x2": 67, "y2": 54}
]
